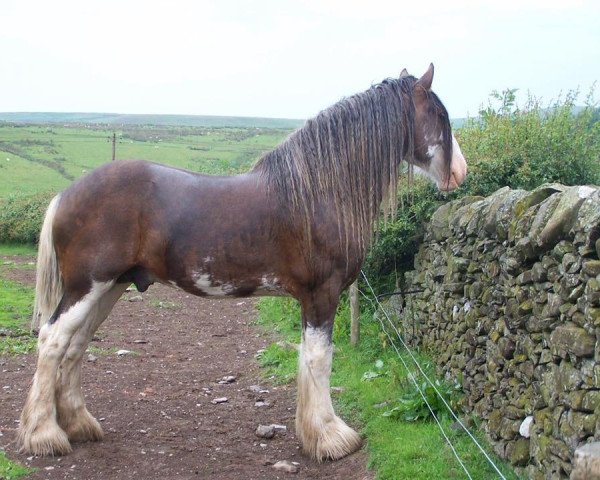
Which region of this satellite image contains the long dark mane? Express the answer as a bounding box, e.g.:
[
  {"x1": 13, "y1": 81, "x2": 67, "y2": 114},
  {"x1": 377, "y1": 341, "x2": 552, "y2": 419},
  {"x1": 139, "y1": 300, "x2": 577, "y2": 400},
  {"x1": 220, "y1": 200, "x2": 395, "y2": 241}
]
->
[{"x1": 254, "y1": 75, "x2": 438, "y2": 258}]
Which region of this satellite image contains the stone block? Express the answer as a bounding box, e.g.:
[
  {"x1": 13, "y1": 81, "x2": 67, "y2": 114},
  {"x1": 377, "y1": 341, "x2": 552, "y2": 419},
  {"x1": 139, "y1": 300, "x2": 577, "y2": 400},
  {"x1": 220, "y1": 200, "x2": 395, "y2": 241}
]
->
[
  {"x1": 571, "y1": 442, "x2": 600, "y2": 480},
  {"x1": 507, "y1": 438, "x2": 531, "y2": 466},
  {"x1": 550, "y1": 324, "x2": 595, "y2": 358}
]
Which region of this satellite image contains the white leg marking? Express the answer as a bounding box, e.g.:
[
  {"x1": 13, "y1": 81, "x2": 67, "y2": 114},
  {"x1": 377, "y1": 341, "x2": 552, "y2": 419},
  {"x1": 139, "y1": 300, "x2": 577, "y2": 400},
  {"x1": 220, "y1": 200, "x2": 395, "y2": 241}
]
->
[
  {"x1": 56, "y1": 283, "x2": 127, "y2": 442},
  {"x1": 18, "y1": 281, "x2": 114, "y2": 456},
  {"x1": 296, "y1": 326, "x2": 361, "y2": 461}
]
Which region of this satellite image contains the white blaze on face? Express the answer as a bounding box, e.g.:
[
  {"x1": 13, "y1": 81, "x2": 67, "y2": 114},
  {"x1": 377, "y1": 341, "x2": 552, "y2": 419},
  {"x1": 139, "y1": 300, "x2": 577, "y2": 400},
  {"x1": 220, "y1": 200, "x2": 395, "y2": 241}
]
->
[
  {"x1": 427, "y1": 144, "x2": 440, "y2": 159},
  {"x1": 421, "y1": 134, "x2": 467, "y2": 192}
]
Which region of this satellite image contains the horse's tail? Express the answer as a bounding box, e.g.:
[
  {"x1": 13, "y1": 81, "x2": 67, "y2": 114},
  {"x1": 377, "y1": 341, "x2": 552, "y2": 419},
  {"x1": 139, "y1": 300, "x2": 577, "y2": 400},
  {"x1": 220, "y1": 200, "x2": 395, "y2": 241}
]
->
[{"x1": 32, "y1": 194, "x2": 63, "y2": 331}]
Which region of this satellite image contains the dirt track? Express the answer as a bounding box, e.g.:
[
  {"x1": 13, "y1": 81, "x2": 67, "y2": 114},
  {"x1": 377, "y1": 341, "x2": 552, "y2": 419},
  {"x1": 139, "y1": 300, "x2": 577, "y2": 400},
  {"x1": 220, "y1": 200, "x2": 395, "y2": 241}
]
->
[{"x1": 0, "y1": 259, "x2": 372, "y2": 479}]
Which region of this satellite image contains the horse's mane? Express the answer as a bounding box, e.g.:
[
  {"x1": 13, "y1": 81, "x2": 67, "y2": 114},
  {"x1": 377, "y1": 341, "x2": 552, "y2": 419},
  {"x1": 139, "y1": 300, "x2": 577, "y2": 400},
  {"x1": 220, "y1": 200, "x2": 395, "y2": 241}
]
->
[{"x1": 253, "y1": 75, "x2": 449, "y2": 260}]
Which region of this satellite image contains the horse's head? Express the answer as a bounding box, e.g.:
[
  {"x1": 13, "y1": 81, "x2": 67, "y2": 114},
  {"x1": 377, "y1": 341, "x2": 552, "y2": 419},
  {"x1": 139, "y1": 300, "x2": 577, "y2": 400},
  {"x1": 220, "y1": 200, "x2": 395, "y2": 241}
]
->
[{"x1": 407, "y1": 64, "x2": 467, "y2": 192}]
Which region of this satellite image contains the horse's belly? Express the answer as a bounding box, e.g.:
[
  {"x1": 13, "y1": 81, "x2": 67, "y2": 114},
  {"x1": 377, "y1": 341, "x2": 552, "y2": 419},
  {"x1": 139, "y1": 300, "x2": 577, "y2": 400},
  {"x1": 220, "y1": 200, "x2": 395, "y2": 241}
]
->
[{"x1": 171, "y1": 270, "x2": 288, "y2": 298}]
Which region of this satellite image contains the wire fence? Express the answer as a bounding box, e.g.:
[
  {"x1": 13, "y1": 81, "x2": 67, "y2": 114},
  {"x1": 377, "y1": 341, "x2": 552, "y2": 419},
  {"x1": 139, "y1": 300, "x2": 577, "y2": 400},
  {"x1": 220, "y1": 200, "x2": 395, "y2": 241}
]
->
[{"x1": 359, "y1": 270, "x2": 507, "y2": 480}]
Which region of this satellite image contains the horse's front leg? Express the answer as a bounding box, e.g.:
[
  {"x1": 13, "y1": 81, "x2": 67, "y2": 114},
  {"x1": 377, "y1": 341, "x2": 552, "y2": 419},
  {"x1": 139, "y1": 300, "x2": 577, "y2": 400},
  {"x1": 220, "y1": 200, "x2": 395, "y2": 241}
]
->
[{"x1": 296, "y1": 289, "x2": 361, "y2": 461}]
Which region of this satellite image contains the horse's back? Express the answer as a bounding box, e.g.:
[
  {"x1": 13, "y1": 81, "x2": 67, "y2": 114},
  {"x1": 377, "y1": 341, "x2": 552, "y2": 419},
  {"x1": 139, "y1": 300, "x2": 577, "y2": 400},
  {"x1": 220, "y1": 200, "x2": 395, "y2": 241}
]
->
[{"x1": 51, "y1": 160, "x2": 280, "y2": 287}]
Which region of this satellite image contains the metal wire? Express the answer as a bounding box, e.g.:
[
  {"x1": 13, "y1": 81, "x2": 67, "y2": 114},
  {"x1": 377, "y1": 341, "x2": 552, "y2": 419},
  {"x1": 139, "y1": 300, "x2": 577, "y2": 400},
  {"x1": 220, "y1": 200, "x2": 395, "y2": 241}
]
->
[
  {"x1": 356, "y1": 285, "x2": 473, "y2": 479},
  {"x1": 359, "y1": 270, "x2": 507, "y2": 480}
]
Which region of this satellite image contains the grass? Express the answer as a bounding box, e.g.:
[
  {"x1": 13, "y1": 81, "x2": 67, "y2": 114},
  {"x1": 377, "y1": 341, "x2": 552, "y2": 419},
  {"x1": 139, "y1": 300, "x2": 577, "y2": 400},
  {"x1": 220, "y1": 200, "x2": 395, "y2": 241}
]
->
[
  {"x1": 0, "y1": 244, "x2": 37, "y2": 256},
  {"x1": 0, "y1": 244, "x2": 37, "y2": 355},
  {"x1": 0, "y1": 451, "x2": 33, "y2": 480},
  {"x1": 0, "y1": 245, "x2": 37, "y2": 478},
  {"x1": 0, "y1": 124, "x2": 291, "y2": 199},
  {"x1": 0, "y1": 112, "x2": 304, "y2": 129},
  {"x1": 86, "y1": 345, "x2": 121, "y2": 355},
  {"x1": 149, "y1": 298, "x2": 180, "y2": 310},
  {"x1": 255, "y1": 297, "x2": 523, "y2": 480},
  {"x1": 0, "y1": 275, "x2": 36, "y2": 355}
]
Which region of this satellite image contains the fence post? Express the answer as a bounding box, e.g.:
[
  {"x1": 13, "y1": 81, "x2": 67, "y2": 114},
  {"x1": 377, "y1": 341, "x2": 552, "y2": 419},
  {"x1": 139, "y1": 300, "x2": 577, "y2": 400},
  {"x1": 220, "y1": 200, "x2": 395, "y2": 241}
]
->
[
  {"x1": 350, "y1": 280, "x2": 359, "y2": 346},
  {"x1": 112, "y1": 132, "x2": 116, "y2": 161}
]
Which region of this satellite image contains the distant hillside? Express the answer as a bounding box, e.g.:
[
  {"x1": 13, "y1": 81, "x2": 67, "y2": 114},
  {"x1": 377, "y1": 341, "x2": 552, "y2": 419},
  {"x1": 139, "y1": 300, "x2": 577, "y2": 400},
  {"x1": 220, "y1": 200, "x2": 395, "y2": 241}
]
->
[{"x1": 0, "y1": 112, "x2": 305, "y2": 129}]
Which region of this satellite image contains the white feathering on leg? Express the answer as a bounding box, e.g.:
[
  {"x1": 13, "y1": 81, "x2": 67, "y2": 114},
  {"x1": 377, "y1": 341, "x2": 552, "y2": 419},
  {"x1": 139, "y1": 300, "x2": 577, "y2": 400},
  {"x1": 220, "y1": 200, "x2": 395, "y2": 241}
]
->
[
  {"x1": 296, "y1": 326, "x2": 361, "y2": 461},
  {"x1": 18, "y1": 281, "x2": 114, "y2": 456}
]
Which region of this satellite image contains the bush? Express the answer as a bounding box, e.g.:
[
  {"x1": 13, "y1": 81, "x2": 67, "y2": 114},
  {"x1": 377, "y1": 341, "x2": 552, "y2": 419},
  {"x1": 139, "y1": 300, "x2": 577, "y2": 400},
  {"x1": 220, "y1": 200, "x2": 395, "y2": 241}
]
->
[
  {"x1": 458, "y1": 88, "x2": 600, "y2": 196},
  {"x1": 365, "y1": 88, "x2": 600, "y2": 291},
  {"x1": 0, "y1": 191, "x2": 56, "y2": 244},
  {"x1": 364, "y1": 180, "x2": 447, "y2": 292}
]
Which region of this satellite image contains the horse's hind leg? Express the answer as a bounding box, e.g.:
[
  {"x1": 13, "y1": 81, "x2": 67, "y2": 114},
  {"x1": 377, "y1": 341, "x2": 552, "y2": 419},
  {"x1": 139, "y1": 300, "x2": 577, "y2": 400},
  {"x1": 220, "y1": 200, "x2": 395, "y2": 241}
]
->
[
  {"x1": 296, "y1": 288, "x2": 362, "y2": 461},
  {"x1": 17, "y1": 281, "x2": 115, "y2": 456},
  {"x1": 56, "y1": 283, "x2": 128, "y2": 443}
]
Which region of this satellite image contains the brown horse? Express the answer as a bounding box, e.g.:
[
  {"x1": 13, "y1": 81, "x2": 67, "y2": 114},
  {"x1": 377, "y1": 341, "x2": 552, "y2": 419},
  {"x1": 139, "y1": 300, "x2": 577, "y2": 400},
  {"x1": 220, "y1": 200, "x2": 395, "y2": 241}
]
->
[{"x1": 18, "y1": 64, "x2": 466, "y2": 461}]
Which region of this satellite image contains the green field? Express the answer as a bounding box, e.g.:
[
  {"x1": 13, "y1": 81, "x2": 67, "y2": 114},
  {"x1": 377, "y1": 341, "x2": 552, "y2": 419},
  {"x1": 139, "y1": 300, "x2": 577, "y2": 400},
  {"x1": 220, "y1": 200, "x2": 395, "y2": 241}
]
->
[
  {"x1": 0, "y1": 124, "x2": 292, "y2": 198},
  {"x1": 0, "y1": 113, "x2": 304, "y2": 129}
]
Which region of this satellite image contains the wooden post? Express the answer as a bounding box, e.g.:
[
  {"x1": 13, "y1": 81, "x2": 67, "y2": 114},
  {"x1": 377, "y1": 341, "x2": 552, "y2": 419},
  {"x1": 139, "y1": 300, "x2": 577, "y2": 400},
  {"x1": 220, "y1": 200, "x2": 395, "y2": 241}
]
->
[
  {"x1": 571, "y1": 442, "x2": 600, "y2": 479},
  {"x1": 350, "y1": 280, "x2": 359, "y2": 346},
  {"x1": 112, "y1": 132, "x2": 116, "y2": 161}
]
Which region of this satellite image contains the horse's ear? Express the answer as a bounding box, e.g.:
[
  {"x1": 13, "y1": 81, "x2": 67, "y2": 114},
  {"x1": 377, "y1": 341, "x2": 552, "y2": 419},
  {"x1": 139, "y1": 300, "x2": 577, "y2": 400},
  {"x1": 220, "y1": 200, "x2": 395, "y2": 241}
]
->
[
  {"x1": 417, "y1": 63, "x2": 434, "y2": 90},
  {"x1": 400, "y1": 68, "x2": 409, "y2": 78}
]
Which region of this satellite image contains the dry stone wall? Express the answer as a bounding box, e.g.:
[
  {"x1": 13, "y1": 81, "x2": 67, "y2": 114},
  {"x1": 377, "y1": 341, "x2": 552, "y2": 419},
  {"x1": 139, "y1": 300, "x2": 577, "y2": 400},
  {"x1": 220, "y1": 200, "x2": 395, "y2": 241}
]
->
[{"x1": 395, "y1": 184, "x2": 600, "y2": 479}]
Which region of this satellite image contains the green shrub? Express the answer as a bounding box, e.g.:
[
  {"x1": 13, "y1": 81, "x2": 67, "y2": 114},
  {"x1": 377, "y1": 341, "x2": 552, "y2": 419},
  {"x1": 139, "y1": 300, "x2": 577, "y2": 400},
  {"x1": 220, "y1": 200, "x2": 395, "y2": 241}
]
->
[
  {"x1": 458, "y1": 88, "x2": 600, "y2": 196},
  {"x1": 364, "y1": 180, "x2": 451, "y2": 292},
  {"x1": 0, "y1": 191, "x2": 56, "y2": 244},
  {"x1": 365, "y1": 88, "x2": 600, "y2": 290}
]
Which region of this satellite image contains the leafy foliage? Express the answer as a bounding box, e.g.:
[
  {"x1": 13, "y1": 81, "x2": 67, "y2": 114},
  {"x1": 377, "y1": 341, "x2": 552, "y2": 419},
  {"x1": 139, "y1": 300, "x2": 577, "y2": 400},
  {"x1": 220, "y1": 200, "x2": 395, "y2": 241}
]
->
[
  {"x1": 366, "y1": 87, "x2": 600, "y2": 289},
  {"x1": 0, "y1": 450, "x2": 34, "y2": 480},
  {"x1": 383, "y1": 378, "x2": 462, "y2": 422},
  {"x1": 460, "y1": 88, "x2": 600, "y2": 196},
  {"x1": 0, "y1": 191, "x2": 57, "y2": 244},
  {"x1": 364, "y1": 181, "x2": 447, "y2": 292}
]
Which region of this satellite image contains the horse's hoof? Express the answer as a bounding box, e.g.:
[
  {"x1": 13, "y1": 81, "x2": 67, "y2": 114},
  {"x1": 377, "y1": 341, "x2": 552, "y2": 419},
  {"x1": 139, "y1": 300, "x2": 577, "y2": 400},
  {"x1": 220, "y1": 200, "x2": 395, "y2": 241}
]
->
[
  {"x1": 61, "y1": 409, "x2": 104, "y2": 443},
  {"x1": 298, "y1": 415, "x2": 362, "y2": 462},
  {"x1": 17, "y1": 421, "x2": 72, "y2": 456}
]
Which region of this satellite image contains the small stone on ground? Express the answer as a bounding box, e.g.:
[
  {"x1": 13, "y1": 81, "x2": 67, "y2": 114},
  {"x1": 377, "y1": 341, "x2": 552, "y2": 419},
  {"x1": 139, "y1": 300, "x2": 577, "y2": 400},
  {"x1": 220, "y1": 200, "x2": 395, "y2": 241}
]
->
[
  {"x1": 256, "y1": 424, "x2": 275, "y2": 438},
  {"x1": 272, "y1": 460, "x2": 299, "y2": 474}
]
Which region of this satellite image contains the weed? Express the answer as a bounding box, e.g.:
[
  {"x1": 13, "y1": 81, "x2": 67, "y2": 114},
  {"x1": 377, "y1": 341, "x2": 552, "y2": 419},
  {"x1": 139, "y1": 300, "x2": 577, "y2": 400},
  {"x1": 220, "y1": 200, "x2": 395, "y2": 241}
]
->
[
  {"x1": 382, "y1": 378, "x2": 462, "y2": 422},
  {"x1": 0, "y1": 451, "x2": 34, "y2": 480},
  {"x1": 150, "y1": 298, "x2": 180, "y2": 310},
  {"x1": 258, "y1": 343, "x2": 297, "y2": 385}
]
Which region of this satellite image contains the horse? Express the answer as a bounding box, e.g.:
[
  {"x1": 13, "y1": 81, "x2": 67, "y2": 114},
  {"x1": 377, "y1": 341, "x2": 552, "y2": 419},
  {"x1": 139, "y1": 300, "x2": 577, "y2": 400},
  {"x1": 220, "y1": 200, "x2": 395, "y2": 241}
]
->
[{"x1": 17, "y1": 64, "x2": 467, "y2": 462}]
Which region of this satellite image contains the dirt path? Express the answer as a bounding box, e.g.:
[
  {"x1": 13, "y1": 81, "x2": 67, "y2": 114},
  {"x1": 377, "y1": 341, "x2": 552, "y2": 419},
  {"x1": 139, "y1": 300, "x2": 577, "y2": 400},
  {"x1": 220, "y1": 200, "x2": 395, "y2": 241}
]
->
[{"x1": 0, "y1": 260, "x2": 372, "y2": 480}]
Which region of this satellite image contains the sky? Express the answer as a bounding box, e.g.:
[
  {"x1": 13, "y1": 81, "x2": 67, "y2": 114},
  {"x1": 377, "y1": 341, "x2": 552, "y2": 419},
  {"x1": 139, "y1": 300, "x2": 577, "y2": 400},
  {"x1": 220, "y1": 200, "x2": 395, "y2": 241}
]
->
[{"x1": 2, "y1": 0, "x2": 599, "y2": 120}]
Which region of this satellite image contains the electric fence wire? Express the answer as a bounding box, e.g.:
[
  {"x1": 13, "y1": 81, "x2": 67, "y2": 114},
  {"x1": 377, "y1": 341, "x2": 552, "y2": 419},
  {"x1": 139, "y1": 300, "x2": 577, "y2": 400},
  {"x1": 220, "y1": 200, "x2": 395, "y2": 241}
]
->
[
  {"x1": 359, "y1": 270, "x2": 507, "y2": 480},
  {"x1": 356, "y1": 283, "x2": 473, "y2": 480}
]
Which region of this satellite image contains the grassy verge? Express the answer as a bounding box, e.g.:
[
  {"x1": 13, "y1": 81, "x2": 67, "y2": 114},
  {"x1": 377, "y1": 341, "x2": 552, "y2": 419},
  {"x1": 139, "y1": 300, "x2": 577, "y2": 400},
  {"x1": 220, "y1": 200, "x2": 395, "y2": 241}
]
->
[
  {"x1": 0, "y1": 244, "x2": 37, "y2": 354},
  {"x1": 0, "y1": 244, "x2": 37, "y2": 476},
  {"x1": 255, "y1": 297, "x2": 522, "y2": 480},
  {"x1": 0, "y1": 244, "x2": 37, "y2": 256}
]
